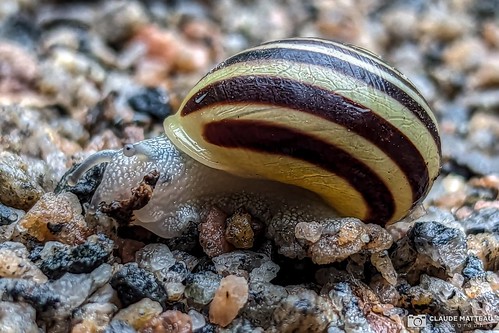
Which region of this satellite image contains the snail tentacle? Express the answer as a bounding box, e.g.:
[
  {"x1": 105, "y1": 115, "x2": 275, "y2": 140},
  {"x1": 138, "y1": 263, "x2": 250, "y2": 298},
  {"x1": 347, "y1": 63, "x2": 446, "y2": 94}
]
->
[{"x1": 67, "y1": 150, "x2": 117, "y2": 186}]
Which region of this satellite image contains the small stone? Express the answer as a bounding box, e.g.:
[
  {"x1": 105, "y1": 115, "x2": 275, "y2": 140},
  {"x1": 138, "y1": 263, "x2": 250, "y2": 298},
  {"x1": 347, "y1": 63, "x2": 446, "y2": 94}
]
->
[
  {"x1": 470, "y1": 53, "x2": 499, "y2": 88},
  {"x1": 130, "y1": 24, "x2": 211, "y2": 77},
  {"x1": 369, "y1": 275, "x2": 400, "y2": 305},
  {"x1": 241, "y1": 282, "x2": 287, "y2": 329},
  {"x1": 304, "y1": 218, "x2": 392, "y2": 264},
  {"x1": 272, "y1": 288, "x2": 333, "y2": 333},
  {"x1": 295, "y1": 222, "x2": 323, "y2": 243},
  {"x1": 0, "y1": 242, "x2": 47, "y2": 283},
  {"x1": 72, "y1": 302, "x2": 117, "y2": 333},
  {"x1": 462, "y1": 255, "x2": 485, "y2": 279},
  {"x1": 18, "y1": 191, "x2": 91, "y2": 244},
  {"x1": 212, "y1": 251, "x2": 279, "y2": 283},
  {"x1": 165, "y1": 283, "x2": 185, "y2": 302},
  {"x1": 116, "y1": 238, "x2": 145, "y2": 263},
  {"x1": 0, "y1": 264, "x2": 112, "y2": 322},
  {"x1": 128, "y1": 87, "x2": 172, "y2": 120},
  {"x1": 0, "y1": 203, "x2": 24, "y2": 226},
  {"x1": 219, "y1": 318, "x2": 262, "y2": 333},
  {"x1": 94, "y1": 0, "x2": 149, "y2": 44},
  {"x1": 409, "y1": 221, "x2": 467, "y2": 273},
  {"x1": 0, "y1": 41, "x2": 38, "y2": 93},
  {"x1": 184, "y1": 271, "x2": 221, "y2": 306},
  {"x1": 104, "y1": 320, "x2": 137, "y2": 333},
  {"x1": 419, "y1": 7, "x2": 471, "y2": 41},
  {"x1": 443, "y1": 37, "x2": 487, "y2": 71},
  {"x1": 0, "y1": 151, "x2": 44, "y2": 211},
  {"x1": 112, "y1": 298, "x2": 162, "y2": 331},
  {"x1": 467, "y1": 233, "x2": 499, "y2": 272},
  {"x1": 136, "y1": 244, "x2": 175, "y2": 274},
  {"x1": 110, "y1": 263, "x2": 168, "y2": 308},
  {"x1": 483, "y1": 22, "x2": 499, "y2": 48},
  {"x1": 209, "y1": 275, "x2": 249, "y2": 327},
  {"x1": 188, "y1": 309, "x2": 206, "y2": 331},
  {"x1": 459, "y1": 207, "x2": 499, "y2": 234},
  {"x1": 33, "y1": 234, "x2": 114, "y2": 279},
  {"x1": 171, "y1": 250, "x2": 198, "y2": 272},
  {"x1": 199, "y1": 206, "x2": 233, "y2": 257},
  {"x1": 328, "y1": 282, "x2": 371, "y2": 332},
  {"x1": 225, "y1": 209, "x2": 255, "y2": 249},
  {"x1": 0, "y1": 301, "x2": 38, "y2": 333},
  {"x1": 370, "y1": 251, "x2": 397, "y2": 286},
  {"x1": 139, "y1": 310, "x2": 192, "y2": 333}
]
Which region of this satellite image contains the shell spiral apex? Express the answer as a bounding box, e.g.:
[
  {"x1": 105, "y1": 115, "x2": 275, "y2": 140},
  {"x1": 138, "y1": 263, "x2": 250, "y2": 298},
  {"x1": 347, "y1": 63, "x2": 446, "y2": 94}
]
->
[{"x1": 164, "y1": 37, "x2": 441, "y2": 226}]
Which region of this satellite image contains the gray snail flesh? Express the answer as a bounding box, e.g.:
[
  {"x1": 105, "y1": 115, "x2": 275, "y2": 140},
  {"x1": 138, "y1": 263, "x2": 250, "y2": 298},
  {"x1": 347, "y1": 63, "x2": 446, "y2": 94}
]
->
[{"x1": 68, "y1": 38, "x2": 441, "y2": 263}]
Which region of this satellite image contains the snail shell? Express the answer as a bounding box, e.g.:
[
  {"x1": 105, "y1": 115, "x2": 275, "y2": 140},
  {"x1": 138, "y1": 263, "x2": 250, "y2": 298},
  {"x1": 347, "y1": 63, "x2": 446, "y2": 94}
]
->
[{"x1": 164, "y1": 37, "x2": 441, "y2": 226}]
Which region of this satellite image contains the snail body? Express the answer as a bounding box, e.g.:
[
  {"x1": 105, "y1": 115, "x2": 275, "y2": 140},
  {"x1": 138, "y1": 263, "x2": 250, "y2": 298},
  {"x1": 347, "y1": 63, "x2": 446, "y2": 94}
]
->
[{"x1": 69, "y1": 38, "x2": 441, "y2": 261}]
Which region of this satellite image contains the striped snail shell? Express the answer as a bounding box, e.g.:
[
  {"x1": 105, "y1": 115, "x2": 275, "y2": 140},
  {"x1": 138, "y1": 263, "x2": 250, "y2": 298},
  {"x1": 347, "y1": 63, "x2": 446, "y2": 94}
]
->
[{"x1": 164, "y1": 37, "x2": 441, "y2": 226}]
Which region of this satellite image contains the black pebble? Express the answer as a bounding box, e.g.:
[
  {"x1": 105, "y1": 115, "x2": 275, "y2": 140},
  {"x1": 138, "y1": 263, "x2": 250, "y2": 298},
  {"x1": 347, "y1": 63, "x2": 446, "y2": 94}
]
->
[
  {"x1": 409, "y1": 221, "x2": 465, "y2": 248},
  {"x1": 35, "y1": 234, "x2": 114, "y2": 280},
  {"x1": 110, "y1": 263, "x2": 168, "y2": 308},
  {"x1": 128, "y1": 87, "x2": 172, "y2": 120},
  {"x1": 462, "y1": 255, "x2": 486, "y2": 280}
]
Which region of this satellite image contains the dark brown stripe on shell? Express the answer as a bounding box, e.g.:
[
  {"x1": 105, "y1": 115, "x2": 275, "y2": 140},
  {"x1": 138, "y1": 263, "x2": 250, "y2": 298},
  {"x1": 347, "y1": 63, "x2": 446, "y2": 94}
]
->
[
  {"x1": 203, "y1": 119, "x2": 395, "y2": 225},
  {"x1": 207, "y1": 42, "x2": 441, "y2": 156},
  {"x1": 182, "y1": 75, "x2": 431, "y2": 206},
  {"x1": 261, "y1": 38, "x2": 425, "y2": 100}
]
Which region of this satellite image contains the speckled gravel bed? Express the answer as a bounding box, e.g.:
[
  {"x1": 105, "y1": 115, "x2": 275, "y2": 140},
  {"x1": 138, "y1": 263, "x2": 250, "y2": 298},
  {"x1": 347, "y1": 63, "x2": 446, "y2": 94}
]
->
[{"x1": 0, "y1": 1, "x2": 498, "y2": 332}]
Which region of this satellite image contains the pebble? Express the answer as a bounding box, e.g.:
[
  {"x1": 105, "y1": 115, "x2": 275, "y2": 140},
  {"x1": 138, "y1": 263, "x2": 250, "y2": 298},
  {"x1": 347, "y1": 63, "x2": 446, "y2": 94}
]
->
[
  {"x1": 241, "y1": 282, "x2": 287, "y2": 329},
  {"x1": 32, "y1": 234, "x2": 114, "y2": 279},
  {"x1": 409, "y1": 221, "x2": 468, "y2": 273},
  {"x1": 301, "y1": 218, "x2": 392, "y2": 264},
  {"x1": 188, "y1": 309, "x2": 206, "y2": 331},
  {"x1": 0, "y1": 151, "x2": 45, "y2": 210},
  {"x1": 198, "y1": 206, "x2": 233, "y2": 257},
  {"x1": 94, "y1": 0, "x2": 149, "y2": 44},
  {"x1": 459, "y1": 207, "x2": 499, "y2": 234},
  {"x1": 184, "y1": 271, "x2": 221, "y2": 306},
  {"x1": 212, "y1": 251, "x2": 279, "y2": 283},
  {"x1": 17, "y1": 191, "x2": 91, "y2": 244},
  {"x1": 0, "y1": 263, "x2": 111, "y2": 327},
  {"x1": 225, "y1": 209, "x2": 255, "y2": 249},
  {"x1": 328, "y1": 282, "x2": 371, "y2": 332},
  {"x1": 72, "y1": 302, "x2": 117, "y2": 333},
  {"x1": 136, "y1": 243, "x2": 176, "y2": 274},
  {"x1": 467, "y1": 233, "x2": 499, "y2": 272},
  {"x1": 0, "y1": 301, "x2": 38, "y2": 333},
  {"x1": 140, "y1": 310, "x2": 192, "y2": 333},
  {"x1": 0, "y1": 41, "x2": 38, "y2": 93},
  {"x1": 0, "y1": 241, "x2": 47, "y2": 283},
  {"x1": 370, "y1": 251, "x2": 397, "y2": 286},
  {"x1": 112, "y1": 298, "x2": 162, "y2": 331},
  {"x1": 462, "y1": 255, "x2": 486, "y2": 281},
  {"x1": 128, "y1": 86, "x2": 172, "y2": 120},
  {"x1": 209, "y1": 275, "x2": 249, "y2": 327},
  {"x1": 104, "y1": 320, "x2": 137, "y2": 333},
  {"x1": 0, "y1": 203, "x2": 23, "y2": 226},
  {"x1": 271, "y1": 288, "x2": 333, "y2": 333},
  {"x1": 110, "y1": 263, "x2": 168, "y2": 308}
]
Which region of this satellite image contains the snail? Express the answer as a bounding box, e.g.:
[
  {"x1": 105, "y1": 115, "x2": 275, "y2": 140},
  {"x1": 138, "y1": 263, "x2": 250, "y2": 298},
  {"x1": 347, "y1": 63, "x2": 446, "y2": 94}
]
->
[{"x1": 68, "y1": 38, "x2": 441, "y2": 260}]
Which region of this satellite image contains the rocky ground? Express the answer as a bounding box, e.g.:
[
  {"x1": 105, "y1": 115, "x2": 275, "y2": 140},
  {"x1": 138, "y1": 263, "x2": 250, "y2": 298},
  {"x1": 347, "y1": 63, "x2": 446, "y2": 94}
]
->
[{"x1": 0, "y1": 0, "x2": 498, "y2": 332}]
